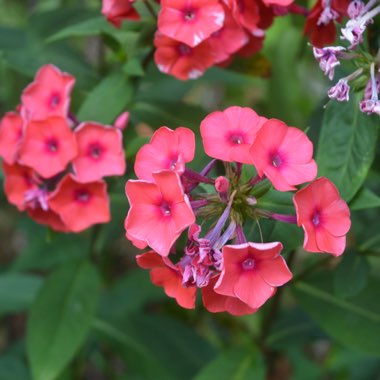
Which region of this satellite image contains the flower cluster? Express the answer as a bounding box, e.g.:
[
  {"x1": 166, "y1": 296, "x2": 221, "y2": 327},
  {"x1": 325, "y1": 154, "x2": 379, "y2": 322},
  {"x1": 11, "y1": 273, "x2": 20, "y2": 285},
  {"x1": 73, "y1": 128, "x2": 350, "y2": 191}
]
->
[
  {"x1": 0, "y1": 64, "x2": 127, "y2": 232},
  {"x1": 312, "y1": 0, "x2": 380, "y2": 116},
  {"x1": 102, "y1": 0, "x2": 307, "y2": 80},
  {"x1": 124, "y1": 106, "x2": 351, "y2": 315}
]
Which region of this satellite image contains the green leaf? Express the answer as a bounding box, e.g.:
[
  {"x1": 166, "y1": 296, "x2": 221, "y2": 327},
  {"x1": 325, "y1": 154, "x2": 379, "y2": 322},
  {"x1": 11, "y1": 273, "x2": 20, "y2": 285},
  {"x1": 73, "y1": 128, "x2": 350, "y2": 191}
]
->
[
  {"x1": 0, "y1": 355, "x2": 31, "y2": 380},
  {"x1": 46, "y1": 17, "x2": 114, "y2": 43},
  {"x1": 77, "y1": 71, "x2": 133, "y2": 124},
  {"x1": 193, "y1": 348, "x2": 265, "y2": 380},
  {"x1": 27, "y1": 260, "x2": 100, "y2": 380},
  {"x1": 257, "y1": 188, "x2": 295, "y2": 214},
  {"x1": 0, "y1": 273, "x2": 42, "y2": 314},
  {"x1": 350, "y1": 187, "x2": 380, "y2": 210},
  {"x1": 294, "y1": 273, "x2": 380, "y2": 356},
  {"x1": 334, "y1": 250, "x2": 370, "y2": 299},
  {"x1": 316, "y1": 95, "x2": 379, "y2": 201}
]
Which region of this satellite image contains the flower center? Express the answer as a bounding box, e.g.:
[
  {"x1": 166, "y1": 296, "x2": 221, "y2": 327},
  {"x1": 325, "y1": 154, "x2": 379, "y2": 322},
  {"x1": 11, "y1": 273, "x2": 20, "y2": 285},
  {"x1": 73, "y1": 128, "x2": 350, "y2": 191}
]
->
[
  {"x1": 49, "y1": 92, "x2": 61, "y2": 109},
  {"x1": 88, "y1": 143, "x2": 103, "y2": 159},
  {"x1": 177, "y1": 43, "x2": 192, "y2": 56},
  {"x1": 242, "y1": 257, "x2": 255, "y2": 270},
  {"x1": 184, "y1": 8, "x2": 196, "y2": 21},
  {"x1": 160, "y1": 202, "x2": 172, "y2": 216},
  {"x1": 270, "y1": 153, "x2": 282, "y2": 168},
  {"x1": 75, "y1": 189, "x2": 90, "y2": 203},
  {"x1": 229, "y1": 133, "x2": 244, "y2": 145},
  {"x1": 312, "y1": 211, "x2": 321, "y2": 227},
  {"x1": 46, "y1": 138, "x2": 58, "y2": 153}
]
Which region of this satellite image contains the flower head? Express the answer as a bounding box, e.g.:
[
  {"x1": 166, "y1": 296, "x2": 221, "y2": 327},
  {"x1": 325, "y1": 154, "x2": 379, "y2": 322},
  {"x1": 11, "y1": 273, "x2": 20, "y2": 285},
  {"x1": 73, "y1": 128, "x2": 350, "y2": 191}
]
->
[
  {"x1": 72, "y1": 122, "x2": 126, "y2": 183},
  {"x1": 200, "y1": 106, "x2": 267, "y2": 164},
  {"x1": 102, "y1": 0, "x2": 140, "y2": 28},
  {"x1": 214, "y1": 242, "x2": 292, "y2": 309},
  {"x1": 158, "y1": 0, "x2": 225, "y2": 47},
  {"x1": 293, "y1": 177, "x2": 351, "y2": 256},
  {"x1": 134, "y1": 126, "x2": 195, "y2": 181},
  {"x1": 328, "y1": 78, "x2": 350, "y2": 101},
  {"x1": 125, "y1": 170, "x2": 195, "y2": 256},
  {"x1": 250, "y1": 119, "x2": 317, "y2": 191}
]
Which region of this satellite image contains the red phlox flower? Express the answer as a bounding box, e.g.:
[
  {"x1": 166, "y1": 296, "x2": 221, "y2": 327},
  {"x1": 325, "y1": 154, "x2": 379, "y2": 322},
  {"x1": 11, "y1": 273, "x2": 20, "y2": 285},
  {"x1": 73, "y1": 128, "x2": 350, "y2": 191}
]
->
[
  {"x1": 19, "y1": 117, "x2": 77, "y2": 178},
  {"x1": 250, "y1": 119, "x2": 317, "y2": 191},
  {"x1": 49, "y1": 174, "x2": 111, "y2": 232},
  {"x1": 27, "y1": 207, "x2": 69, "y2": 233},
  {"x1": 134, "y1": 126, "x2": 195, "y2": 181},
  {"x1": 236, "y1": 33, "x2": 264, "y2": 58},
  {"x1": 0, "y1": 112, "x2": 24, "y2": 164},
  {"x1": 202, "y1": 275, "x2": 258, "y2": 315},
  {"x1": 72, "y1": 122, "x2": 126, "y2": 183},
  {"x1": 304, "y1": 0, "x2": 350, "y2": 48},
  {"x1": 125, "y1": 170, "x2": 195, "y2": 256},
  {"x1": 102, "y1": 0, "x2": 140, "y2": 28},
  {"x1": 200, "y1": 106, "x2": 267, "y2": 163},
  {"x1": 114, "y1": 111, "x2": 130, "y2": 130},
  {"x1": 21, "y1": 64, "x2": 75, "y2": 120},
  {"x1": 214, "y1": 242, "x2": 292, "y2": 309},
  {"x1": 208, "y1": 5, "x2": 249, "y2": 63},
  {"x1": 263, "y1": 0, "x2": 293, "y2": 6},
  {"x1": 158, "y1": 0, "x2": 225, "y2": 47},
  {"x1": 293, "y1": 177, "x2": 351, "y2": 256},
  {"x1": 154, "y1": 33, "x2": 214, "y2": 80},
  {"x1": 136, "y1": 251, "x2": 196, "y2": 309},
  {"x1": 2, "y1": 162, "x2": 39, "y2": 211}
]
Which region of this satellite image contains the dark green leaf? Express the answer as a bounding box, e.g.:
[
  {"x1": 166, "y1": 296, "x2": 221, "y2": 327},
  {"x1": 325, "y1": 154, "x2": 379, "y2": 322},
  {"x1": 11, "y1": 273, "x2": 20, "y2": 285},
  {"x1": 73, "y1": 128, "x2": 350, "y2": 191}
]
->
[
  {"x1": 334, "y1": 250, "x2": 370, "y2": 299},
  {"x1": 350, "y1": 187, "x2": 380, "y2": 210},
  {"x1": 27, "y1": 260, "x2": 100, "y2": 380},
  {"x1": 294, "y1": 273, "x2": 380, "y2": 356},
  {"x1": 0, "y1": 355, "x2": 31, "y2": 380},
  {"x1": 77, "y1": 71, "x2": 133, "y2": 124},
  {"x1": 193, "y1": 347, "x2": 265, "y2": 380},
  {"x1": 0, "y1": 273, "x2": 42, "y2": 314},
  {"x1": 316, "y1": 95, "x2": 379, "y2": 201}
]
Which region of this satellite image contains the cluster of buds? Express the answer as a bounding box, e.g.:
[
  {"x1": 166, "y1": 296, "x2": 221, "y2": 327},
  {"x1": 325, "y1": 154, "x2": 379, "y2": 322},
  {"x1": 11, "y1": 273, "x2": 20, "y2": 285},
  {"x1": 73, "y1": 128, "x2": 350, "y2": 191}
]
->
[
  {"x1": 102, "y1": 0, "x2": 307, "y2": 80},
  {"x1": 124, "y1": 106, "x2": 351, "y2": 315},
  {"x1": 313, "y1": 0, "x2": 380, "y2": 115},
  {"x1": 0, "y1": 64, "x2": 127, "y2": 232}
]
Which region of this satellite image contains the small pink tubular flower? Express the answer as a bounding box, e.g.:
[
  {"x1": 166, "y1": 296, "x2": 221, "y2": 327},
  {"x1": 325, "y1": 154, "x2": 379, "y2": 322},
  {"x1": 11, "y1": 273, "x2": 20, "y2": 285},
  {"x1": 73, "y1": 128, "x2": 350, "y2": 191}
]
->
[
  {"x1": 134, "y1": 126, "x2": 195, "y2": 181},
  {"x1": 72, "y1": 122, "x2": 126, "y2": 183},
  {"x1": 21, "y1": 64, "x2": 75, "y2": 120},
  {"x1": 158, "y1": 0, "x2": 225, "y2": 47},
  {"x1": 125, "y1": 170, "x2": 195, "y2": 256},
  {"x1": 293, "y1": 177, "x2": 351, "y2": 256},
  {"x1": 19, "y1": 117, "x2": 77, "y2": 178},
  {"x1": 154, "y1": 33, "x2": 214, "y2": 80},
  {"x1": 102, "y1": 0, "x2": 140, "y2": 28},
  {"x1": 250, "y1": 119, "x2": 317, "y2": 191},
  {"x1": 200, "y1": 106, "x2": 267, "y2": 163},
  {"x1": 0, "y1": 112, "x2": 24, "y2": 164},
  {"x1": 214, "y1": 242, "x2": 292, "y2": 309},
  {"x1": 137, "y1": 251, "x2": 196, "y2": 309}
]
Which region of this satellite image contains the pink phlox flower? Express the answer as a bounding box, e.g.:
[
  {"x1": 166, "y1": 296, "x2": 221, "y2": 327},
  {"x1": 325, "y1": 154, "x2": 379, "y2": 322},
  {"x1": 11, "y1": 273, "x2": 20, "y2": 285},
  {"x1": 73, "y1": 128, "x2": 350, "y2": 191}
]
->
[
  {"x1": 154, "y1": 32, "x2": 215, "y2": 80},
  {"x1": 136, "y1": 251, "x2": 197, "y2": 309},
  {"x1": 21, "y1": 64, "x2": 75, "y2": 120},
  {"x1": 102, "y1": 0, "x2": 140, "y2": 28},
  {"x1": 293, "y1": 177, "x2": 351, "y2": 256},
  {"x1": 200, "y1": 106, "x2": 267, "y2": 164},
  {"x1": 226, "y1": 0, "x2": 260, "y2": 32},
  {"x1": 72, "y1": 122, "x2": 126, "y2": 183},
  {"x1": 347, "y1": 0, "x2": 365, "y2": 18},
  {"x1": 27, "y1": 206, "x2": 69, "y2": 233},
  {"x1": 250, "y1": 119, "x2": 317, "y2": 191},
  {"x1": 0, "y1": 112, "x2": 24, "y2": 164},
  {"x1": 134, "y1": 126, "x2": 195, "y2": 181},
  {"x1": 360, "y1": 63, "x2": 380, "y2": 116},
  {"x1": 114, "y1": 111, "x2": 130, "y2": 130},
  {"x1": 158, "y1": 0, "x2": 225, "y2": 47},
  {"x1": 313, "y1": 46, "x2": 346, "y2": 80},
  {"x1": 328, "y1": 78, "x2": 350, "y2": 101},
  {"x1": 125, "y1": 170, "x2": 195, "y2": 256},
  {"x1": 49, "y1": 174, "x2": 111, "y2": 232},
  {"x1": 214, "y1": 242, "x2": 292, "y2": 309},
  {"x1": 19, "y1": 117, "x2": 78, "y2": 178}
]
